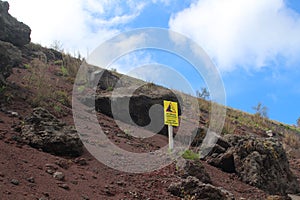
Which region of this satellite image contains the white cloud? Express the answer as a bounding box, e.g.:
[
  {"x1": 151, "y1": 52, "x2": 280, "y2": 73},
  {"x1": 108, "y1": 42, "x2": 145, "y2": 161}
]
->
[
  {"x1": 169, "y1": 0, "x2": 300, "y2": 71},
  {"x1": 87, "y1": 33, "x2": 149, "y2": 68},
  {"x1": 109, "y1": 50, "x2": 154, "y2": 74},
  {"x1": 6, "y1": 0, "x2": 146, "y2": 57},
  {"x1": 151, "y1": 0, "x2": 171, "y2": 6}
]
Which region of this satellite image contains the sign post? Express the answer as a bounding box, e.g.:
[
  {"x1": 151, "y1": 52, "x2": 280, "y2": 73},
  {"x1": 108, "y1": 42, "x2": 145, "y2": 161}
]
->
[
  {"x1": 168, "y1": 125, "x2": 173, "y2": 150},
  {"x1": 163, "y1": 100, "x2": 179, "y2": 151}
]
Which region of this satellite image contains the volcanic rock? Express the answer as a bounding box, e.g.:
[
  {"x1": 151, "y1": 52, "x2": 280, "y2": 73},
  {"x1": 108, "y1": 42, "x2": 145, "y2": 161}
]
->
[
  {"x1": 206, "y1": 134, "x2": 300, "y2": 195},
  {"x1": 20, "y1": 107, "x2": 83, "y2": 157},
  {"x1": 0, "y1": 1, "x2": 31, "y2": 46}
]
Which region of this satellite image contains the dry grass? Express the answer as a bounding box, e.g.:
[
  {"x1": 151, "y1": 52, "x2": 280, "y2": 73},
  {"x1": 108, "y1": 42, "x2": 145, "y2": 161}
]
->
[
  {"x1": 283, "y1": 133, "x2": 300, "y2": 149},
  {"x1": 222, "y1": 120, "x2": 237, "y2": 135},
  {"x1": 62, "y1": 53, "x2": 81, "y2": 78},
  {"x1": 25, "y1": 58, "x2": 53, "y2": 107}
]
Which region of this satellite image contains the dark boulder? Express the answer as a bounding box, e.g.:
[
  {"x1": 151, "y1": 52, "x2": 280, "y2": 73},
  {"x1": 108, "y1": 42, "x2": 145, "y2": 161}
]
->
[
  {"x1": 0, "y1": 1, "x2": 31, "y2": 85},
  {"x1": 82, "y1": 73, "x2": 183, "y2": 136},
  {"x1": 0, "y1": 1, "x2": 31, "y2": 46},
  {"x1": 97, "y1": 70, "x2": 120, "y2": 90},
  {"x1": 207, "y1": 148, "x2": 235, "y2": 173},
  {"x1": 20, "y1": 107, "x2": 83, "y2": 157},
  {"x1": 205, "y1": 134, "x2": 300, "y2": 196},
  {"x1": 181, "y1": 159, "x2": 212, "y2": 184}
]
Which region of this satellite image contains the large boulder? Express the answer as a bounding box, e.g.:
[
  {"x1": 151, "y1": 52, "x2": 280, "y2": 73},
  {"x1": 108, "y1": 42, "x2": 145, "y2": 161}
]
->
[
  {"x1": 20, "y1": 107, "x2": 83, "y2": 157},
  {"x1": 168, "y1": 176, "x2": 234, "y2": 200},
  {"x1": 80, "y1": 70, "x2": 182, "y2": 136},
  {"x1": 205, "y1": 134, "x2": 300, "y2": 196},
  {"x1": 94, "y1": 92, "x2": 181, "y2": 136},
  {"x1": 0, "y1": 1, "x2": 31, "y2": 46}
]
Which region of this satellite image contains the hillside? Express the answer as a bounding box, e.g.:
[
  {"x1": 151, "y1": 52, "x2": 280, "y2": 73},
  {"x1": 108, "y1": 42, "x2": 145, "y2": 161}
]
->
[{"x1": 1, "y1": 1, "x2": 300, "y2": 199}]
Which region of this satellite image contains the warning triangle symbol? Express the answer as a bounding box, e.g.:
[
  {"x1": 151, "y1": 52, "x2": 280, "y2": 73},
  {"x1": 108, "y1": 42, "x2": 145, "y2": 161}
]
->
[{"x1": 166, "y1": 103, "x2": 176, "y2": 113}]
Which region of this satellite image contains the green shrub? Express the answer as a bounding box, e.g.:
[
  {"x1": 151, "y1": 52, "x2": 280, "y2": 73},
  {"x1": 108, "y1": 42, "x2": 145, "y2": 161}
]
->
[
  {"x1": 54, "y1": 90, "x2": 70, "y2": 107},
  {"x1": 24, "y1": 63, "x2": 31, "y2": 69},
  {"x1": 0, "y1": 85, "x2": 6, "y2": 94},
  {"x1": 61, "y1": 66, "x2": 69, "y2": 76},
  {"x1": 107, "y1": 86, "x2": 113, "y2": 91},
  {"x1": 182, "y1": 150, "x2": 199, "y2": 160}
]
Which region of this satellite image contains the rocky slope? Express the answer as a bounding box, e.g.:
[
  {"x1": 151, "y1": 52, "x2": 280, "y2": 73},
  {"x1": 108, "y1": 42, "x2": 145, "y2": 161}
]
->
[{"x1": 0, "y1": 1, "x2": 300, "y2": 199}]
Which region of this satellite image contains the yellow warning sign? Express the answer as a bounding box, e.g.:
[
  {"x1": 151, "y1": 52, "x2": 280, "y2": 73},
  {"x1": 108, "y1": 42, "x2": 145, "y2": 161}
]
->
[{"x1": 164, "y1": 100, "x2": 179, "y2": 127}]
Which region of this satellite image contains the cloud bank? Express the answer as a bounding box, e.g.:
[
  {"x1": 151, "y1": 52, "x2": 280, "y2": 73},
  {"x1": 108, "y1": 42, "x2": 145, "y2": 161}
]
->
[
  {"x1": 169, "y1": 0, "x2": 300, "y2": 71},
  {"x1": 6, "y1": 0, "x2": 146, "y2": 56}
]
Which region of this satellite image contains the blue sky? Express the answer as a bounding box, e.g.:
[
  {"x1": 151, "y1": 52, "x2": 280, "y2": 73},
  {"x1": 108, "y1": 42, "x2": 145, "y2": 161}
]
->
[{"x1": 6, "y1": 0, "x2": 300, "y2": 125}]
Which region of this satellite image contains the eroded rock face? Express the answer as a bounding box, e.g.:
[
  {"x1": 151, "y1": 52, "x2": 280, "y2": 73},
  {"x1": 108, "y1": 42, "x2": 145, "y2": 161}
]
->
[
  {"x1": 206, "y1": 134, "x2": 300, "y2": 195},
  {"x1": 0, "y1": 1, "x2": 31, "y2": 85},
  {"x1": 0, "y1": 1, "x2": 31, "y2": 46},
  {"x1": 0, "y1": 40, "x2": 22, "y2": 83},
  {"x1": 20, "y1": 108, "x2": 83, "y2": 157},
  {"x1": 168, "y1": 176, "x2": 234, "y2": 200},
  {"x1": 84, "y1": 72, "x2": 183, "y2": 136}
]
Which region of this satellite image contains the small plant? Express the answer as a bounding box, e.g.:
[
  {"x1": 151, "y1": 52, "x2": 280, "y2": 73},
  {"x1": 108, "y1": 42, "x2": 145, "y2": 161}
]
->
[
  {"x1": 54, "y1": 90, "x2": 70, "y2": 107},
  {"x1": 24, "y1": 63, "x2": 31, "y2": 69},
  {"x1": 51, "y1": 40, "x2": 64, "y2": 52},
  {"x1": 110, "y1": 68, "x2": 117, "y2": 72},
  {"x1": 297, "y1": 117, "x2": 300, "y2": 128},
  {"x1": 62, "y1": 53, "x2": 80, "y2": 78},
  {"x1": 61, "y1": 66, "x2": 69, "y2": 76},
  {"x1": 182, "y1": 150, "x2": 199, "y2": 160},
  {"x1": 0, "y1": 85, "x2": 6, "y2": 94},
  {"x1": 144, "y1": 82, "x2": 155, "y2": 90},
  {"x1": 106, "y1": 86, "x2": 113, "y2": 91},
  {"x1": 222, "y1": 120, "x2": 236, "y2": 135},
  {"x1": 124, "y1": 129, "x2": 131, "y2": 136},
  {"x1": 77, "y1": 85, "x2": 86, "y2": 93},
  {"x1": 54, "y1": 105, "x2": 62, "y2": 113},
  {"x1": 252, "y1": 102, "x2": 268, "y2": 118},
  {"x1": 0, "y1": 85, "x2": 13, "y2": 104},
  {"x1": 54, "y1": 60, "x2": 63, "y2": 66},
  {"x1": 196, "y1": 87, "x2": 210, "y2": 100}
]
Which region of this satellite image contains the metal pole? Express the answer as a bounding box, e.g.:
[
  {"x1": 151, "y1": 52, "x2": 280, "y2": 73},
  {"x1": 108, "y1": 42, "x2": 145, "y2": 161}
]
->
[{"x1": 168, "y1": 125, "x2": 173, "y2": 150}]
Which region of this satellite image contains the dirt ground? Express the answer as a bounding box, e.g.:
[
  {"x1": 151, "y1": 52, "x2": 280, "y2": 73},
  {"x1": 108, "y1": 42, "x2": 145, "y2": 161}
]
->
[{"x1": 0, "y1": 65, "x2": 299, "y2": 199}]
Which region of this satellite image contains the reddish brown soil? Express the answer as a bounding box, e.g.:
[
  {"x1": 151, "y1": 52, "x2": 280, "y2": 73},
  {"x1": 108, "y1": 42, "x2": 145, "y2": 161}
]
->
[{"x1": 0, "y1": 64, "x2": 299, "y2": 199}]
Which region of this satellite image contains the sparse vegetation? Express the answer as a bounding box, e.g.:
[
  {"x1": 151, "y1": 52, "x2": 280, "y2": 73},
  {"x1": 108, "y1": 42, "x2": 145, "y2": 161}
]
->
[
  {"x1": 110, "y1": 68, "x2": 117, "y2": 72},
  {"x1": 106, "y1": 86, "x2": 113, "y2": 91},
  {"x1": 62, "y1": 53, "x2": 80, "y2": 78},
  {"x1": 283, "y1": 133, "x2": 300, "y2": 149},
  {"x1": 24, "y1": 63, "x2": 31, "y2": 69},
  {"x1": 182, "y1": 149, "x2": 199, "y2": 160},
  {"x1": 61, "y1": 65, "x2": 69, "y2": 77},
  {"x1": 196, "y1": 87, "x2": 210, "y2": 100},
  {"x1": 24, "y1": 58, "x2": 52, "y2": 107},
  {"x1": 77, "y1": 85, "x2": 86, "y2": 93},
  {"x1": 252, "y1": 102, "x2": 268, "y2": 119},
  {"x1": 124, "y1": 129, "x2": 131, "y2": 136},
  {"x1": 0, "y1": 85, "x2": 6, "y2": 94},
  {"x1": 222, "y1": 120, "x2": 237, "y2": 135},
  {"x1": 53, "y1": 105, "x2": 62, "y2": 113},
  {"x1": 54, "y1": 90, "x2": 70, "y2": 107},
  {"x1": 50, "y1": 40, "x2": 64, "y2": 52},
  {"x1": 297, "y1": 117, "x2": 300, "y2": 128}
]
